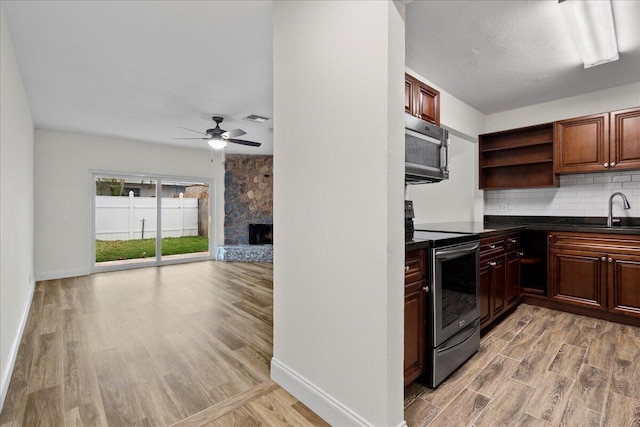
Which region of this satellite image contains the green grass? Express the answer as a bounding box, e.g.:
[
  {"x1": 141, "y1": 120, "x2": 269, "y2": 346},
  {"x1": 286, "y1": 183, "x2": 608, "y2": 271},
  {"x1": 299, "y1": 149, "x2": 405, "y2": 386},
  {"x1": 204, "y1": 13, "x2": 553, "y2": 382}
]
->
[{"x1": 96, "y1": 236, "x2": 209, "y2": 263}]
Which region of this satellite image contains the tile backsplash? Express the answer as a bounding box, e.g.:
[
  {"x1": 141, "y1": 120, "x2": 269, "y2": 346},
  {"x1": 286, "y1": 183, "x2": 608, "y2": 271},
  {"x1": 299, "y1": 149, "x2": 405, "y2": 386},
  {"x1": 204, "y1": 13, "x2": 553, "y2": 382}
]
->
[{"x1": 484, "y1": 171, "x2": 640, "y2": 217}]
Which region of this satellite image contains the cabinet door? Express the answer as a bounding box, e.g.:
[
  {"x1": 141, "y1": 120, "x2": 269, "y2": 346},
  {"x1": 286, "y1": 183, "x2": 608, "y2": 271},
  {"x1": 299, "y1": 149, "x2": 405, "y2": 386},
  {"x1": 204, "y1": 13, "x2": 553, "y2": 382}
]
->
[
  {"x1": 549, "y1": 248, "x2": 607, "y2": 310},
  {"x1": 405, "y1": 74, "x2": 416, "y2": 115},
  {"x1": 479, "y1": 263, "x2": 491, "y2": 329},
  {"x1": 404, "y1": 280, "x2": 426, "y2": 386},
  {"x1": 608, "y1": 254, "x2": 640, "y2": 318},
  {"x1": 610, "y1": 107, "x2": 640, "y2": 171},
  {"x1": 416, "y1": 82, "x2": 440, "y2": 126},
  {"x1": 554, "y1": 113, "x2": 609, "y2": 174},
  {"x1": 505, "y1": 250, "x2": 521, "y2": 307},
  {"x1": 491, "y1": 258, "x2": 506, "y2": 317}
]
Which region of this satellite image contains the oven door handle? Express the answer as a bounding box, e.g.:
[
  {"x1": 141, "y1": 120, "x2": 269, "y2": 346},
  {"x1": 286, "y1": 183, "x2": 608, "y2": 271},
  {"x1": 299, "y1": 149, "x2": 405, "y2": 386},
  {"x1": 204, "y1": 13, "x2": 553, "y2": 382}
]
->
[
  {"x1": 436, "y1": 320, "x2": 480, "y2": 354},
  {"x1": 435, "y1": 243, "x2": 479, "y2": 260}
]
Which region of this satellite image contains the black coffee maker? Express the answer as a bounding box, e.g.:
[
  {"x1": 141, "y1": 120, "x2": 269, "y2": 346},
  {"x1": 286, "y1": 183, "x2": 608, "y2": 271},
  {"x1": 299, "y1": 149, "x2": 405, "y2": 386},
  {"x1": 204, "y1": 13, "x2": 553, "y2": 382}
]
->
[{"x1": 405, "y1": 200, "x2": 415, "y2": 241}]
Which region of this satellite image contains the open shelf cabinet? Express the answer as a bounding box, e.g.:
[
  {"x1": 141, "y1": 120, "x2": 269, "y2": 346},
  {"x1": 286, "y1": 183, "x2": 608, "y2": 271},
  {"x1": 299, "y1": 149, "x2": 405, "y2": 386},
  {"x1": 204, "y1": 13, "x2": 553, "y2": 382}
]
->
[
  {"x1": 479, "y1": 123, "x2": 557, "y2": 189},
  {"x1": 520, "y1": 231, "x2": 548, "y2": 297}
]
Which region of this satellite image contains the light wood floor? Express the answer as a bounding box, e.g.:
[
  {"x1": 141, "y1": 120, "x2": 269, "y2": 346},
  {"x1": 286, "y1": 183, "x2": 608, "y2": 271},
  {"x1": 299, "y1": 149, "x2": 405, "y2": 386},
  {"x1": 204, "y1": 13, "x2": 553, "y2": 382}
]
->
[
  {"x1": 405, "y1": 304, "x2": 640, "y2": 427},
  {"x1": 0, "y1": 261, "x2": 289, "y2": 426},
  {"x1": 3, "y1": 260, "x2": 640, "y2": 426}
]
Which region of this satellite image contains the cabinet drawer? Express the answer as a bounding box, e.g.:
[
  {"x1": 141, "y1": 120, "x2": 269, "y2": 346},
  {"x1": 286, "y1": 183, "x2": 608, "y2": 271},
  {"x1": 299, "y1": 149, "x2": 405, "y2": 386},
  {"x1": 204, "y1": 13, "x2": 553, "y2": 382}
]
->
[
  {"x1": 549, "y1": 232, "x2": 640, "y2": 255},
  {"x1": 480, "y1": 237, "x2": 504, "y2": 260},
  {"x1": 405, "y1": 249, "x2": 426, "y2": 284},
  {"x1": 505, "y1": 232, "x2": 521, "y2": 250}
]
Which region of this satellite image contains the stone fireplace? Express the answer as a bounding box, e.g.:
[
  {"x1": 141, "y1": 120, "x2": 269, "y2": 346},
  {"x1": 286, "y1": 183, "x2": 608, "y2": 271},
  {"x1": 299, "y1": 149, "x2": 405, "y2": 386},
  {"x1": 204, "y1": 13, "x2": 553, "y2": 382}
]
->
[
  {"x1": 217, "y1": 155, "x2": 273, "y2": 262},
  {"x1": 224, "y1": 155, "x2": 273, "y2": 245}
]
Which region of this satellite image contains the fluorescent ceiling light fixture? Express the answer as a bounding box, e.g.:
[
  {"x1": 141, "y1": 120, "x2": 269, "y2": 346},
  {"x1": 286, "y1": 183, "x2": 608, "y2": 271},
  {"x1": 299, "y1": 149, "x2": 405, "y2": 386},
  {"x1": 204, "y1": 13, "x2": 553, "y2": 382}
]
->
[
  {"x1": 207, "y1": 137, "x2": 227, "y2": 150},
  {"x1": 559, "y1": 0, "x2": 619, "y2": 68}
]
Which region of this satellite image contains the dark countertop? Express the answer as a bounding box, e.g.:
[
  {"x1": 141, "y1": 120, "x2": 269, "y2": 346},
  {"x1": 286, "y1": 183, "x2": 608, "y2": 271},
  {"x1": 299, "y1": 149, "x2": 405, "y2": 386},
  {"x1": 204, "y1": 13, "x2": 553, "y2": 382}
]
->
[
  {"x1": 413, "y1": 221, "x2": 524, "y2": 238},
  {"x1": 405, "y1": 230, "x2": 480, "y2": 252},
  {"x1": 408, "y1": 216, "x2": 640, "y2": 245}
]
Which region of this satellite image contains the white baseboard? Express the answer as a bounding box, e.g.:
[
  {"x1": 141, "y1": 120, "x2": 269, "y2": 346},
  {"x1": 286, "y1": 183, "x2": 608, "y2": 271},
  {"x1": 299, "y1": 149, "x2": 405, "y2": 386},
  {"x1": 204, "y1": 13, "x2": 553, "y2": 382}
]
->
[
  {"x1": 0, "y1": 278, "x2": 35, "y2": 412},
  {"x1": 271, "y1": 358, "x2": 407, "y2": 427},
  {"x1": 35, "y1": 267, "x2": 90, "y2": 281}
]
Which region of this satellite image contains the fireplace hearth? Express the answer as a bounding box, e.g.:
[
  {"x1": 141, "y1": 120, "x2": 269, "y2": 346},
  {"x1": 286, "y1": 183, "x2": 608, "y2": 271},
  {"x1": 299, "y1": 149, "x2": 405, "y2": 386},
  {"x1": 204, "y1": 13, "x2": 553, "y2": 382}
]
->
[{"x1": 249, "y1": 223, "x2": 273, "y2": 245}]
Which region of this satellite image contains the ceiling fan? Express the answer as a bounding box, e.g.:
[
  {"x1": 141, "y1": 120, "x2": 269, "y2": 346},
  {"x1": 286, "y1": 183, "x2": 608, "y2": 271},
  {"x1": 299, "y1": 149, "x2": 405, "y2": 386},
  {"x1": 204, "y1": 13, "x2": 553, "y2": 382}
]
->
[{"x1": 173, "y1": 116, "x2": 261, "y2": 149}]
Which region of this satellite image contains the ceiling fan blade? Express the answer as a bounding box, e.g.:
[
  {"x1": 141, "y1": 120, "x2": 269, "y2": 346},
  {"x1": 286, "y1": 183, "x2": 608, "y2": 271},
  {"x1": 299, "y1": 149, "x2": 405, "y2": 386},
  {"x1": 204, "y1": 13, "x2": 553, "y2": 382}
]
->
[
  {"x1": 172, "y1": 137, "x2": 209, "y2": 140},
  {"x1": 227, "y1": 138, "x2": 261, "y2": 147},
  {"x1": 222, "y1": 129, "x2": 247, "y2": 138},
  {"x1": 177, "y1": 126, "x2": 209, "y2": 136}
]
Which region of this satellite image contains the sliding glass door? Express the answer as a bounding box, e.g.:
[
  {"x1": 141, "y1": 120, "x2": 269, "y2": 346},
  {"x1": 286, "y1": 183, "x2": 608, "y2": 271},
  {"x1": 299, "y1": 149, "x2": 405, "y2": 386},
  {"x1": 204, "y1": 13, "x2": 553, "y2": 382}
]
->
[
  {"x1": 160, "y1": 180, "x2": 210, "y2": 262},
  {"x1": 92, "y1": 172, "x2": 212, "y2": 271}
]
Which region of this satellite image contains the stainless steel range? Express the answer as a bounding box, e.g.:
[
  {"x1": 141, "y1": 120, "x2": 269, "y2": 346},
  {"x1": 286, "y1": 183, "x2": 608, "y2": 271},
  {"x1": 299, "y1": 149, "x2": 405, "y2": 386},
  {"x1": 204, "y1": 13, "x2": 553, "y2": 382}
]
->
[{"x1": 412, "y1": 231, "x2": 481, "y2": 388}]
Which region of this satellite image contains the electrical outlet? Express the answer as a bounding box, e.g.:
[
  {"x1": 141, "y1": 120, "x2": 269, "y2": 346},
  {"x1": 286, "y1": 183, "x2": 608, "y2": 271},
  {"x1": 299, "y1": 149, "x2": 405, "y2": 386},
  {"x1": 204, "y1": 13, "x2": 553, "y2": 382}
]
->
[{"x1": 498, "y1": 203, "x2": 508, "y2": 212}]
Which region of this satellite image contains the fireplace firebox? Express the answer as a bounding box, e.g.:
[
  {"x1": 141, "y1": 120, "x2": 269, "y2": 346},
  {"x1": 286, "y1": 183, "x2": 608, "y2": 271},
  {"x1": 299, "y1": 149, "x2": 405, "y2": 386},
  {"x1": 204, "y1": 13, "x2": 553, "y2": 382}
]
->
[{"x1": 249, "y1": 224, "x2": 273, "y2": 245}]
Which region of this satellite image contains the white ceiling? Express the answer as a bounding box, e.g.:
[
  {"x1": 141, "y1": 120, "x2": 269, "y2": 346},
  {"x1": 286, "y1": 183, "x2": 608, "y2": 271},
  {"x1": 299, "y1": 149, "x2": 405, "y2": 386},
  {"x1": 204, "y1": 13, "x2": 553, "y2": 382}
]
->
[
  {"x1": 2, "y1": 1, "x2": 639, "y2": 154},
  {"x1": 2, "y1": 0, "x2": 274, "y2": 154},
  {"x1": 406, "y1": 0, "x2": 640, "y2": 115}
]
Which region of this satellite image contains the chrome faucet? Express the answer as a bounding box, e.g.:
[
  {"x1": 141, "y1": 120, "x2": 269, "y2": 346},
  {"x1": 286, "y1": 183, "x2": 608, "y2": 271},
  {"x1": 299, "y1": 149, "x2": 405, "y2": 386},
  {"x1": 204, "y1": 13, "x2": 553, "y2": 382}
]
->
[{"x1": 607, "y1": 192, "x2": 631, "y2": 227}]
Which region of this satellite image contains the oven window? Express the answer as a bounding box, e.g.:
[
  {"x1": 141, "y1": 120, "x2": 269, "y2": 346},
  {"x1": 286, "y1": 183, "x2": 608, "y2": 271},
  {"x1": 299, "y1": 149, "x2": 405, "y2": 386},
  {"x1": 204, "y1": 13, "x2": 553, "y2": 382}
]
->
[{"x1": 440, "y1": 252, "x2": 477, "y2": 329}]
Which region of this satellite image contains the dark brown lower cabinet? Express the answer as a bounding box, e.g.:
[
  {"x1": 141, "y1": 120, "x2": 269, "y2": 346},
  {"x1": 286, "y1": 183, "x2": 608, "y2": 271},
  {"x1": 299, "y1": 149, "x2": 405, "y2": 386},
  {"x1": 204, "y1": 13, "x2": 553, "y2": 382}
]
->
[
  {"x1": 404, "y1": 279, "x2": 425, "y2": 386},
  {"x1": 609, "y1": 254, "x2": 640, "y2": 317},
  {"x1": 404, "y1": 249, "x2": 426, "y2": 387},
  {"x1": 479, "y1": 233, "x2": 521, "y2": 330},
  {"x1": 546, "y1": 232, "x2": 640, "y2": 323},
  {"x1": 490, "y1": 258, "x2": 506, "y2": 316},
  {"x1": 480, "y1": 256, "x2": 506, "y2": 330},
  {"x1": 505, "y1": 250, "x2": 522, "y2": 306},
  {"x1": 549, "y1": 248, "x2": 607, "y2": 311},
  {"x1": 479, "y1": 265, "x2": 491, "y2": 326}
]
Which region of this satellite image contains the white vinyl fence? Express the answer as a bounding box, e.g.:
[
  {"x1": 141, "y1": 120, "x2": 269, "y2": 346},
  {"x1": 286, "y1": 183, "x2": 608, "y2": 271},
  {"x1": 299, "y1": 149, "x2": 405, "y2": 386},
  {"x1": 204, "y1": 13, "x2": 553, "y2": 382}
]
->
[{"x1": 96, "y1": 192, "x2": 199, "y2": 240}]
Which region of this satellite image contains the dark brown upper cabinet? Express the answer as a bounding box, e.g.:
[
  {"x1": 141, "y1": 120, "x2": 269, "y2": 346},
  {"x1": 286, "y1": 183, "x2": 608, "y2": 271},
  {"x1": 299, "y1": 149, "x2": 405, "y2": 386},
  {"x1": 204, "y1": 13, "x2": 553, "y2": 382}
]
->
[
  {"x1": 610, "y1": 107, "x2": 640, "y2": 171},
  {"x1": 405, "y1": 73, "x2": 440, "y2": 126},
  {"x1": 479, "y1": 123, "x2": 557, "y2": 190},
  {"x1": 555, "y1": 107, "x2": 640, "y2": 174}
]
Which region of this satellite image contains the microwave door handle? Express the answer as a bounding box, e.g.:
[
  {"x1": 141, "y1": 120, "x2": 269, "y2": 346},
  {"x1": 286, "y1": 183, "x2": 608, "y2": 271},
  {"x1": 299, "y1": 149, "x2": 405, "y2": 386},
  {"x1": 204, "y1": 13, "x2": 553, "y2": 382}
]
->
[{"x1": 440, "y1": 138, "x2": 450, "y2": 174}]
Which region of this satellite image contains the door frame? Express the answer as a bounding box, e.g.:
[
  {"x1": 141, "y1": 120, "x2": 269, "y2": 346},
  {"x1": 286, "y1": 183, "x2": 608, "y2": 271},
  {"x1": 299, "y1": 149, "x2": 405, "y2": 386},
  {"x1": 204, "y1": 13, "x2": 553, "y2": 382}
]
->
[{"x1": 90, "y1": 170, "x2": 215, "y2": 273}]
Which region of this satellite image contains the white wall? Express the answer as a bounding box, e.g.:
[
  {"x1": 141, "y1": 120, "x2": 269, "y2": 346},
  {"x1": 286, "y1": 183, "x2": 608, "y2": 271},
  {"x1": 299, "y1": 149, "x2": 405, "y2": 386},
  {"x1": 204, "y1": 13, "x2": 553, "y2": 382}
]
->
[
  {"x1": 272, "y1": 2, "x2": 405, "y2": 426},
  {"x1": 34, "y1": 130, "x2": 225, "y2": 280},
  {"x1": 0, "y1": 5, "x2": 35, "y2": 410},
  {"x1": 404, "y1": 68, "x2": 486, "y2": 222},
  {"x1": 407, "y1": 134, "x2": 479, "y2": 223},
  {"x1": 484, "y1": 82, "x2": 640, "y2": 133}
]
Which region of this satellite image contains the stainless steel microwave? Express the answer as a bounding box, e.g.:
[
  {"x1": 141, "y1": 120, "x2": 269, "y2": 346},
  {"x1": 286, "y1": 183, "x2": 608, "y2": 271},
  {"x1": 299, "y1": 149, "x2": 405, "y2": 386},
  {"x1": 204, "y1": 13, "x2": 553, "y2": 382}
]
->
[{"x1": 405, "y1": 113, "x2": 449, "y2": 184}]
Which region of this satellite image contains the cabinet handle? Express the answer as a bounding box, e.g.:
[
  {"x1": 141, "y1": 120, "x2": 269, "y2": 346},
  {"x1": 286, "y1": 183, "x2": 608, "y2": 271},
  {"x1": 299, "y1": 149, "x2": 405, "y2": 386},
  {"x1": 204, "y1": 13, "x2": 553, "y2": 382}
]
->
[
  {"x1": 601, "y1": 257, "x2": 606, "y2": 262},
  {"x1": 509, "y1": 238, "x2": 517, "y2": 243},
  {"x1": 604, "y1": 163, "x2": 609, "y2": 168},
  {"x1": 489, "y1": 244, "x2": 496, "y2": 249},
  {"x1": 488, "y1": 261, "x2": 497, "y2": 267},
  {"x1": 422, "y1": 286, "x2": 430, "y2": 293},
  {"x1": 610, "y1": 162, "x2": 616, "y2": 168},
  {"x1": 405, "y1": 265, "x2": 410, "y2": 271},
  {"x1": 517, "y1": 251, "x2": 524, "y2": 256},
  {"x1": 608, "y1": 257, "x2": 613, "y2": 263}
]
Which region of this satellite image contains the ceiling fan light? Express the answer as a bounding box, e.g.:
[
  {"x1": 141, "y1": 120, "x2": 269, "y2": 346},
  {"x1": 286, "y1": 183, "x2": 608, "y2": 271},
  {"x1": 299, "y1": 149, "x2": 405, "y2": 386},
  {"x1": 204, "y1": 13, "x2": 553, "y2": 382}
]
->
[
  {"x1": 559, "y1": 0, "x2": 619, "y2": 68},
  {"x1": 208, "y1": 138, "x2": 227, "y2": 150}
]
